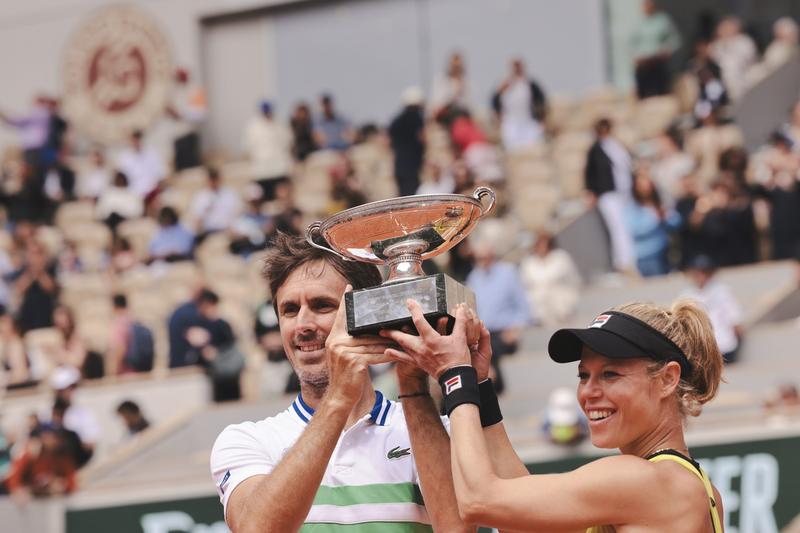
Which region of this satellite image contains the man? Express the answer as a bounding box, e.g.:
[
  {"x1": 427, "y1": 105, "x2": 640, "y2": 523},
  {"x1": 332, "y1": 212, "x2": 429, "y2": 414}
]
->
[
  {"x1": 491, "y1": 58, "x2": 546, "y2": 150},
  {"x1": 188, "y1": 167, "x2": 241, "y2": 241},
  {"x1": 243, "y1": 100, "x2": 292, "y2": 201},
  {"x1": 116, "y1": 400, "x2": 150, "y2": 437},
  {"x1": 389, "y1": 87, "x2": 426, "y2": 197},
  {"x1": 167, "y1": 67, "x2": 206, "y2": 172},
  {"x1": 48, "y1": 366, "x2": 100, "y2": 465},
  {"x1": 630, "y1": 0, "x2": 682, "y2": 99},
  {"x1": 313, "y1": 94, "x2": 354, "y2": 151},
  {"x1": 210, "y1": 233, "x2": 469, "y2": 532},
  {"x1": 116, "y1": 130, "x2": 167, "y2": 200},
  {"x1": 585, "y1": 118, "x2": 637, "y2": 273},
  {"x1": 147, "y1": 206, "x2": 194, "y2": 263}
]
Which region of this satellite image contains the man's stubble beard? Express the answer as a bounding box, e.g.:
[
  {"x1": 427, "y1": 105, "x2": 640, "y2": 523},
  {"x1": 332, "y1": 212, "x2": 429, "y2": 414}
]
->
[{"x1": 298, "y1": 366, "x2": 330, "y2": 396}]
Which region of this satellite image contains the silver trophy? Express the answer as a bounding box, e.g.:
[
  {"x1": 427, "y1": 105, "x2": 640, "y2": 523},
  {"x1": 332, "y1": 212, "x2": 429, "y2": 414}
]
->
[{"x1": 306, "y1": 187, "x2": 496, "y2": 335}]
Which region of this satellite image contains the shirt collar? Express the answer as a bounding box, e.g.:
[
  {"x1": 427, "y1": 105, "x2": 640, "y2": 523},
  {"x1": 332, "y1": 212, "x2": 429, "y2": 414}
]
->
[{"x1": 291, "y1": 390, "x2": 392, "y2": 426}]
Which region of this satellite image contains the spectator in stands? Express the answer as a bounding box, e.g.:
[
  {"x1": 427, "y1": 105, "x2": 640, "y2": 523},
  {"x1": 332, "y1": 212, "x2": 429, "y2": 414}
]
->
[
  {"x1": 541, "y1": 387, "x2": 588, "y2": 446},
  {"x1": 585, "y1": 118, "x2": 637, "y2": 273},
  {"x1": 75, "y1": 149, "x2": 109, "y2": 200},
  {"x1": 243, "y1": 100, "x2": 292, "y2": 201},
  {"x1": 327, "y1": 153, "x2": 367, "y2": 214},
  {"x1": 168, "y1": 286, "x2": 204, "y2": 368},
  {"x1": 290, "y1": 102, "x2": 318, "y2": 162},
  {"x1": 650, "y1": 127, "x2": 694, "y2": 208},
  {"x1": 674, "y1": 173, "x2": 704, "y2": 269},
  {"x1": 313, "y1": 94, "x2": 354, "y2": 151},
  {"x1": 228, "y1": 184, "x2": 273, "y2": 257},
  {"x1": 0, "y1": 308, "x2": 37, "y2": 390},
  {"x1": 109, "y1": 237, "x2": 138, "y2": 275},
  {"x1": 188, "y1": 166, "x2": 241, "y2": 242},
  {"x1": 95, "y1": 170, "x2": 144, "y2": 235},
  {"x1": 687, "y1": 179, "x2": 748, "y2": 267},
  {"x1": 109, "y1": 294, "x2": 133, "y2": 375},
  {"x1": 167, "y1": 67, "x2": 206, "y2": 172},
  {"x1": 746, "y1": 17, "x2": 799, "y2": 88},
  {"x1": 688, "y1": 38, "x2": 722, "y2": 82},
  {"x1": 711, "y1": 16, "x2": 758, "y2": 100},
  {"x1": 417, "y1": 161, "x2": 456, "y2": 195},
  {"x1": 50, "y1": 398, "x2": 90, "y2": 468},
  {"x1": 389, "y1": 87, "x2": 426, "y2": 197},
  {"x1": 11, "y1": 241, "x2": 58, "y2": 333},
  {"x1": 255, "y1": 298, "x2": 298, "y2": 393},
  {"x1": 491, "y1": 58, "x2": 546, "y2": 150},
  {"x1": 48, "y1": 366, "x2": 100, "y2": 463},
  {"x1": 185, "y1": 289, "x2": 243, "y2": 402},
  {"x1": 754, "y1": 131, "x2": 800, "y2": 259},
  {"x1": 682, "y1": 254, "x2": 743, "y2": 363},
  {"x1": 116, "y1": 130, "x2": 166, "y2": 201},
  {"x1": 269, "y1": 181, "x2": 304, "y2": 238},
  {"x1": 451, "y1": 110, "x2": 502, "y2": 183},
  {"x1": 625, "y1": 168, "x2": 681, "y2": 276},
  {"x1": 54, "y1": 241, "x2": 83, "y2": 279},
  {"x1": 519, "y1": 230, "x2": 581, "y2": 327},
  {"x1": 431, "y1": 51, "x2": 470, "y2": 125},
  {"x1": 0, "y1": 95, "x2": 52, "y2": 175},
  {"x1": 6, "y1": 422, "x2": 77, "y2": 499},
  {"x1": 115, "y1": 400, "x2": 150, "y2": 437},
  {"x1": 147, "y1": 206, "x2": 194, "y2": 263},
  {"x1": 52, "y1": 305, "x2": 88, "y2": 373},
  {"x1": 466, "y1": 240, "x2": 532, "y2": 394},
  {"x1": 693, "y1": 63, "x2": 729, "y2": 126},
  {"x1": 630, "y1": 0, "x2": 682, "y2": 99}
]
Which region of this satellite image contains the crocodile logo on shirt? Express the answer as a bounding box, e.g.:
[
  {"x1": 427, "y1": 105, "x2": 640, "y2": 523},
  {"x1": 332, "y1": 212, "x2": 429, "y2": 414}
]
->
[{"x1": 387, "y1": 446, "x2": 412, "y2": 460}]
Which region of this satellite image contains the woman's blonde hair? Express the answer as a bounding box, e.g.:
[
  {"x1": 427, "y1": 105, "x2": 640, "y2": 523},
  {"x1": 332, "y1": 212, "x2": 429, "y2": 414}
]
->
[{"x1": 613, "y1": 300, "x2": 723, "y2": 417}]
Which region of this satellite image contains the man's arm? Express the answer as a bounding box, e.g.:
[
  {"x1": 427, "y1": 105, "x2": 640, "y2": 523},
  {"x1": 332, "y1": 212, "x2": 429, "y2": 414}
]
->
[{"x1": 397, "y1": 367, "x2": 474, "y2": 533}]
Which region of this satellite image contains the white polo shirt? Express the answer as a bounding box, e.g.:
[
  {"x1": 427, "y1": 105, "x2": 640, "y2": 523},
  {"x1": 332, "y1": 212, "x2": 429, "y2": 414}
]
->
[{"x1": 210, "y1": 391, "x2": 442, "y2": 532}]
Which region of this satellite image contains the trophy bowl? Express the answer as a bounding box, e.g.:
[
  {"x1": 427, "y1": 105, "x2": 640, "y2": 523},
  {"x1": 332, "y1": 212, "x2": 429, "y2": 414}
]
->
[{"x1": 307, "y1": 187, "x2": 495, "y2": 335}]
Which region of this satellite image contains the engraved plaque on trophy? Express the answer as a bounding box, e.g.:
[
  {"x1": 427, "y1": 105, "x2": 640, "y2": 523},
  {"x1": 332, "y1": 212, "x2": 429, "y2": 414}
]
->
[{"x1": 306, "y1": 187, "x2": 496, "y2": 335}]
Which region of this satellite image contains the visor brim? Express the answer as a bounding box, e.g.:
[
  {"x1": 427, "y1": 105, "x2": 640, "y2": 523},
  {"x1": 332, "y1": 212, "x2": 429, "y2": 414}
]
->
[{"x1": 548, "y1": 328, "x2": 648, "y2": 363}]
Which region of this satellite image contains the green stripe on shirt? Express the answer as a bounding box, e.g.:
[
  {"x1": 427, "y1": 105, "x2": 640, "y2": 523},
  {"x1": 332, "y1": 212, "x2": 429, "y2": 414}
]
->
[
  {"x1": 312, "y1": 483, "x2": 425, "y2": 506},
  {"x1": 300, "y1": 522, "x2": 433, "y2": 533}
]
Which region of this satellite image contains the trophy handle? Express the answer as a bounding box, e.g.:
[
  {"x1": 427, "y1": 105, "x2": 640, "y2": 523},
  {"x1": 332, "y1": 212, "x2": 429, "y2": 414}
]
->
[
  {"x1": 473, "y1": 187, "x2": 496, "y2": 216},
  {"x1": 306, "y1": 222, "x2": 356, "y2": 262}
]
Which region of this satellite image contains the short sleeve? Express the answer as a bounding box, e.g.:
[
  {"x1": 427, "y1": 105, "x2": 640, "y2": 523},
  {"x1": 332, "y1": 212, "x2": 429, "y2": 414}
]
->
[{"x1": 210, "y1": 422, "x2": 277, "y2": 519}]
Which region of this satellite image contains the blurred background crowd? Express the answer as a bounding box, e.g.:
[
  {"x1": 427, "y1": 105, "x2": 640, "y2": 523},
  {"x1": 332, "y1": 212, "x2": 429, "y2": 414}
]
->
[{"x1": 0, "y1": 0, "x2": 799, "y2": 516}]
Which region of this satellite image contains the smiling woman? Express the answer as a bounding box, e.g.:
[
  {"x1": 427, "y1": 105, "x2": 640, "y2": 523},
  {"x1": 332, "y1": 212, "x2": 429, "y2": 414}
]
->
[{"x1": 384, "y1": 299, "x2": 726, "y2": 533}]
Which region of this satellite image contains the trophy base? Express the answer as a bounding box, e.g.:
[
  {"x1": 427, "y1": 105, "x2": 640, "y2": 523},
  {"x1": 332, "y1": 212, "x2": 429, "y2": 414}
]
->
[{"x1": 345, "y1": 273, "x2": 476, "y2": 336}]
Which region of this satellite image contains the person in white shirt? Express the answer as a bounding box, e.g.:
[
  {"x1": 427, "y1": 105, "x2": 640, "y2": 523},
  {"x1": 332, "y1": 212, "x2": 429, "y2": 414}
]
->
[
  {"x1": 243, "y1": 101, "x2": 293, "y2": 201},
  {"x1": 491, "y1": 58, "x2": 546, "y2": 151},
  {"x1": 116, "y1": 130, "x2": 167, "y2": 200},
  {"x1": 188, "y1": 167, "x2": 241, "y2": 239},
  {"x1": 95, "y1": 171, "x2": 144, "y2": 233},
  {"x1": 210, "y1": 234, "x2": 470, "y2": 532},
  {"x1": 77, "y1": 149, "x2": 112, "y2": 200},
  {"x1": 650, "y1": 128, "x2": 695, "y2": 209},
  {"x1": 167, "y1": 68, "x2": 206, "y2": 171},
  {"x1": 49, "y1": 366, "x2": 101, "y2": 463},
  {"x1": 681, "y1": 254, "x2": 743, "y2": 363},
  {"x1": 711, "y1": 16, "x2": 758, "y2": 100}
]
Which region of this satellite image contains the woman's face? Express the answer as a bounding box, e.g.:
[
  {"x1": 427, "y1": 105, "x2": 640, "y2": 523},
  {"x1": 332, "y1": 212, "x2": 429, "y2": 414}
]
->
[{"x1": 577, "y1": 348, "x2": 661, "y2": 450}]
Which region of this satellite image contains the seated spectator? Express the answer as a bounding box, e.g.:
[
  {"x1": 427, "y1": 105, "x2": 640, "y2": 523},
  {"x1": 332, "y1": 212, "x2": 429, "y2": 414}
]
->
[
  {"x1": 185, "y1": 289, "x2": 243, "y2": 402},
  {"x1": 0, "y1": 245, "x2": 14, "y2": 309},
  {"x1": 416, "y1": 162, "x2": 456, "y2": 195},
  {"x1": 48, "y1": 367, "x2": 100, "y2": 463},
  {"x1": 6, "y1": 423, "x2": 77, "y2": 498},
  {"x1": 625, "y1": 169, "x2": 681, "y2": 276},
  {"x1": 254, "y1": 298, "x2": 297, "y2": 394},
  {"x1": 650, "y1": 127, "x2": 695, "y2": 208},
  {"x1": 50, "y1": 398, "x2": 90, "y2": 468},
  {"x1": 95, "y1": 170, "x2": 144, "y2": 234},
  {"x1": 76, "y1": 149, "x2": 111, "y2": 200},
  {"x1": 228, "y1": 185, "x2": 273, "y2": 257},
  {"x1": 327, "y1": 154, "x2": 366, "y2": 214},
  {"x1": 0, "y1": 308, "x2": 37, "y2": 390},
  {"x1": 268, "y1": 181, "x2": 304, "y2": 238},
  {"x1": 450, "y1": 110, "x2": 502, "y2": 183},
  {"x1": 290, "y1": 102, "x2": 317, "y2": 162},
  {"x1": 116, "y1": 130, "x2": 166, "y2": 201},
  {"x1": 693, "y1": 64, "x2": 729, "y2": 126},
  {"x1": 10, "y1": 241, "x2": 58, "y2": 333},
  {"x1": 109, "y1": 294, "x2": 154, "y2": 374},
  {"x1": 681, "y1": 254, "x2": 743, "y2": 363},
  {"x1": 243, "y1": 101, "x2": 292, "y2": 201},
  {"x1": 52, "y1": 305, "x2": 88, "y2": 372},
  {"x1": 687, "y1": 179, "x2": 749, "y2": 267},
  {"x1": 519, "y1": 230, "x2": 581, "y2": 327},
  {"x1": 54, "y1": 241, "x2": 83, "y2": 280},
  {"x1": 541, "y1": 387, "x2": 588, "y2": 446},
  {"x1": 313, "y1": 93, "x2": 354, "y2": 151},
  {"x1": 188, "y1": 167, "x2": 241, "y2": 242},
  {"x1": 115, "y1": 400, "x2": 150, "y2": 437},
  {"x1": 168, "y1": 287, "x2": 204, "y2": 369},
  {"x1": 109, "y1": 237, "x2": 139, "y2": 275},
  {"x1": 147, "y1": 206, "x2": 194, "y2": 263}
]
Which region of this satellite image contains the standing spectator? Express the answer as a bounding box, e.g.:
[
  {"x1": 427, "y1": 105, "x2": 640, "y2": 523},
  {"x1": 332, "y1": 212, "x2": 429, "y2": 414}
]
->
[
  {"x1": 94, "y1": 170, "x2": 144, "y2": 235},
  {"x1": 519, "y1": 231, "x2": 581, "y2": 327},
  {"x1": 584, "y1": 118, "x2": 637, "y2": 273},
  {"x1": 625, "y1": 169, "x2": 681, "y2": 276},
  {"x1": 243, "y1": 100, "x2": 292, "y2": 201},
  {"x1": 0, "y1": 309, "x2": 37, "y2": 390},
  {"x1": 6, "y1": 423, "x2": 76, "y2": 499},
  {"x1": 389, "y1": 87, "x2": 426, "y2": 196},
  {"x1": 188, "y1": 167, "x2": 241, "y2": 242},
  {"x1": 650, "y1": 127, "x2": 695, "y2": 208},
  {"x1": 466, "y1": 241, "x2": 532, "y2": 394},
  {"x1": 491, "y1": 58, "x2": 546, "y2": 150},
  {"x1": 630, "y1": 0, "x2": 682, "y2": 99},
  {"x1": 313, "y1": 94, "x2": 354, "y2": 151},
  {"x1": 116, "y1": 130, "x2": 167, "y2": 201},
  {"x1": 711, "y1": 16, "x2": 758, "y2": 101},
  {"x1": 289, "y1": 102, "x2": 317, "y2": 162},
  {"x1": 682, "y1": 254, "x2": 743, "y2": 363},
  {"x1": 185, "y1": 289, "x2": 243, "y2": 402},
  {"x1": 167, "y1": 287, "x2": 204, "y2": 368},
  {"x1": 0, "y1": 95, "x2": 51, "y2": 174},
  {"x1": 147, "y1": 206, "x2": 194, "y2": 263},
  {"x1": 115, "y1": 400, "x2": 150, "y2": 437},
  {"x1": 754, "y1": 131, "x2": 800, "y2": 259},
  {"x1": 431, "y1": 51, "x2": 470, "y2": 124},
  {"x1": 76, "y1": 149, "x2": 111, "y2": 200},
  {"x1": 167, "y1": 68, "x2": 206, "y2": 172},
  {"x1": 48, "y1": 366, "x2": 100, "y2": 463},
  {"x1": 11, "y1": 242, "x2": 58, "y2": 333}
]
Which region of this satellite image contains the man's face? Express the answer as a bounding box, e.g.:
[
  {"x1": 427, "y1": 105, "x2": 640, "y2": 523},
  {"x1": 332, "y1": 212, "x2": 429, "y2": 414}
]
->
[{"x1": 275, "y1": 261, "x2": 347, "y2": 389}]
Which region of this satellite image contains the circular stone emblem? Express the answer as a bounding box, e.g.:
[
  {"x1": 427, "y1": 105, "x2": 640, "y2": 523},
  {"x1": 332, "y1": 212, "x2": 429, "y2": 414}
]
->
[{"x1": 62, "y1": 5, "x2": 173, "y2": 143}]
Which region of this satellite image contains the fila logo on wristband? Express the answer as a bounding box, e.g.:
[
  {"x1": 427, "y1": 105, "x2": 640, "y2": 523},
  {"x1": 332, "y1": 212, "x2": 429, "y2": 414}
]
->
[{"x1": 444, "y1": 375, "x2": 462, "y2": 395}]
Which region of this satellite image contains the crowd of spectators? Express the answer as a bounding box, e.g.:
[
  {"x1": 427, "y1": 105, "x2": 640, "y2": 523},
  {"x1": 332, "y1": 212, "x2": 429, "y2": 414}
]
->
[{"x1": 0, "y1": 2, "x2": 798, "y2": 492}]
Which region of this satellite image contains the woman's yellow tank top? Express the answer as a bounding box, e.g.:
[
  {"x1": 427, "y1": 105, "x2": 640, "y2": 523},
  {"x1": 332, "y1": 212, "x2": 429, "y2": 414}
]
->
[{"x1": 585, "y1": 449, "x2": 722, "y2": 533}]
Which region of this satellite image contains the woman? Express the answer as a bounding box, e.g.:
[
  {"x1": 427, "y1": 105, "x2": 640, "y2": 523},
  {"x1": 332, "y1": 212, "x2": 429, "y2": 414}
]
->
[{"x1": 383, "y1": 300, "x2": 724, "y2": 532}]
